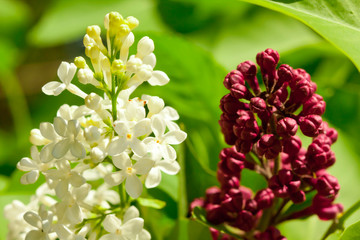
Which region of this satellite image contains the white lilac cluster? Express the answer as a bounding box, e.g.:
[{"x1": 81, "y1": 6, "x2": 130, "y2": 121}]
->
[{"x1": 4, "y1": 12, "x2": 186, "y2": 240}]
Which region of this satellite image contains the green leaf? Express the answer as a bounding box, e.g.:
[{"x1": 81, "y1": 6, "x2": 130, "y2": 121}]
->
[
  {"x1": 137, "y1": 197, "x2": 166, "y2": 209},
  {"x1": 340, "y1": 220, "x2": 360, "y2": 240},
  {"x1": 237, "y1": 0, "x2": 360, "y2": 71},
  {"x1": 326, "y1": 231, "x2": 342, "y2": 240},
  {"x1": 28, "y1": 0, "x2": 167, "y2": 46}
]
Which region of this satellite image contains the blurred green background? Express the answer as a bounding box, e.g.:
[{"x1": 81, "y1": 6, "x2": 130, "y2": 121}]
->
[{"x1": 0, "y1": 0, "x2": 360, "y2": 239}]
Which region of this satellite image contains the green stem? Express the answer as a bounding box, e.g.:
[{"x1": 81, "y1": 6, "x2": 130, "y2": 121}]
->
[
  {"x1": 321, "y1": 199, "x2": 360, "y2": 240},
  {"x1": 119, "y1": 182, "x2": 127, "y2": 208}
]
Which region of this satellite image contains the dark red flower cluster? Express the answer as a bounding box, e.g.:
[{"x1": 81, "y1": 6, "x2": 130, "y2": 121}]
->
[{"x1": 192, "y1": 49, "x2": 342, "y2": 240}]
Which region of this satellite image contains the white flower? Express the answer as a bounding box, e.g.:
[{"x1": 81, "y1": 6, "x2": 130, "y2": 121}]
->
[
  {"x1": 107, "y1": 119, "x2": 151, "y2": 157},
  {"x1": 42, "y1": 62, "x2": 87, "y2": 98},
  {"x1": 52, "y1": 117, "x2": 86, "y2": 159},
  {"x1": 23, "y1": 205, "x2": 53, "y2": 240},
  {"x1": 55, "y1": 184, "x2": 90, "y2": 225},
  {"x1": 45, "y1": 160, "x2": 85, "y2": 199},
  {"x1": 100, "y1": 213, "x2": 144, "y2": 240},
  {"x1": 144, "y1": 115, "x2": 187, "y2": 160},
  {"x1": 134, "y1": 149, "x2": 180, "y2": 189},
  {"x1": 17, "y1": 146, "x2": 53, "y2": 184},
  {"x1": 104, "y1": 152, "x2": 153, "y2": 198}
]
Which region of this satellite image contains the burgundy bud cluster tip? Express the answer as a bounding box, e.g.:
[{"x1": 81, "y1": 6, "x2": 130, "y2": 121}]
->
[{"x1": 192, "y1": 49, "x2": 342, "y2": 240}]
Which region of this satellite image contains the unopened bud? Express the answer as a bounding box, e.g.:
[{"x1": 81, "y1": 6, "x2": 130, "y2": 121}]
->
[
  {"x1": 299, "y1": 115, "x2": 323, "y2": 137},
  {"x1": 126, "y1": 16, "x2": 139, "y2": 30},
  {"x1": 74, "y1": 56, "x2": 87, "y2": 69},
  {"x1": 85, "y1": 93, "x2": 101, "y2": 110},
  {"x1": 276, "y1": 117, "x2": 298, "y2": 137},
  {"x1": 250, "y1": 97, "x2": 267, "y2": 114},
  {"x1": 86, "y1": 25, "x2": 101, "y2": 39}
]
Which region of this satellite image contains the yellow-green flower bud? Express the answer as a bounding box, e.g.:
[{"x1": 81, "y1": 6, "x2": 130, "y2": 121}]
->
[
  {"x1": 118, "y1": 24, "x2": 130, "y2": 36},
  {"x1": 126, "y1": 16, "x2": 139, "y2": 30},
  {"x1": 87, "y1": 25, "x2": 101, "y2": 39},
  {"x1": 112, "y1": 59, "x2": 125, "y2": 73},
  {"x1": 74, "y1": 56, "x2": 86, "y2": 69}
]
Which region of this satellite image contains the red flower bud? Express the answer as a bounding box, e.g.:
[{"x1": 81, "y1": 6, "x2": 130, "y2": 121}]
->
[
  {"x1": 301, "y1": 94, "x2": 326, "y2": 116},
  {"x1": 299, "y1": 115, "x2": 323, "y2": 137},
  {"x1": 315, "y1": 174, "x2": 340, "y2": 199},
  {"x1": 235, "y1": 210, "x2": 255, "y2": 232},
  {"x1": 224, "y1": 70, "x2": 245, "y2": 90},
  {"x1": 255, "y1": 188, "x2": 274, "y2": 209},
  {"x1": 237, "y1": 61, "x2": 261, "y2": 94},
  {"x1": 276, "y1": 117, "x2": 298, "y2": 137},
  {"x1": 206, "y1": 204, "x2": 226, "y2": 225},
  {"x1": 282, "y1": 136, "x2": 302, "y2": 155},
  {"x1": 256, "y1": 134, "x2": 282, "y2": 159},
  {"x1": 250, "y1": 97, "x2": 267, "y2": 114},
  {"x1": 230, "y1": 83, "x2": 253, "y2": 100}
]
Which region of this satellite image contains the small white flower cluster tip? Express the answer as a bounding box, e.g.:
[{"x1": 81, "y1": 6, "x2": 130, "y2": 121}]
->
[{"x1": 5, "y1": 12, "x2": 186, "y2": 240}]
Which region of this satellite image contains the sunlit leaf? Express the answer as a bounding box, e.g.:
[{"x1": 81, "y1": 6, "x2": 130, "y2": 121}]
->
[
  {"x1": 340, "y1": 220, "x2": 360, "y2": 240},
  {"x1": 237, "y1": 0, "x2": 360, "y2": 71}
]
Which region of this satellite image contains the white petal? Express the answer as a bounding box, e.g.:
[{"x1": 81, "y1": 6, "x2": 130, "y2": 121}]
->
[
  {"x1": 30, "y1": 129, "x2": 49, "y2": 145},
  {"x1": 53, "y1": 117, "x2": 67, "y2": 137},
  {"x1": 147, "y1": 96, "x2": 164, "y2": 114},
  {"x1": 23, "y1": 211, "x2": 42, "y2": 228},
  {"x1": 108, "y1": 138, "x2": 128, "y2": 156},
  {"x1": 40, "y1": 143, "x2": 55, "y2": 163},
  {"x1": 70, "y1": 140, "x2": 86, "y2": 159},
  {"x1": 133, "y1": 119, "x2": 151, "y2": 137},
  {"x1": 30, "y1": 145, "x2": 40, "y2": 162},
  {"x1": 166, "y1": 121, "x2": 180, "y2": 131},
  {"x1": 42, "y1": 81, "x2": 66, "y2": 96},
  {"x1": 17, "y1": 157, "x2": 37, "y2": 171},
  {"x1": 125, "y1": 175, "x2": 143, "y2": 198},
  {"x1": 114, "y1": 121, "x2": 128, "y2": 136},
  {"x1": 53, "y1": 224, "x2": 72, "y2": 240},
  {"x1": 122, "y1": 218, "x2": 144, "y2": 236},
  {"x1": 58, "y1": 61, "x2": 76, "y2": 86},
  {"x1": 20, "y1": 170, "x2": 39, "y2": 184},
  {"x1": 148, "y1": 71, "x2": 169, "y2": 86},
  {"x1": 25, "y1": 230, "x2": 44, "y2": 240},
  {"x1": 133, "y1": 159, "x2": 154, "y2": 175},
  {"x1": 112, "y1": 152, "x2": 131, "y2": 169},
  {"x1": 104, "y1": 172, "x2": 125, "y2": 186},
  {"x1": 52, "y1": 139, "x2": 71, "y2": 159},
  {"x1": 145, "y1": 167, "x2": 161, "y2": 189},
  {"x1": 137, "y1": 36, "x2": 154, "y2": 58},
  {"x1": 103, "y1": 214, "x2": 122, "y2": 233},
  {"x1": 161, "y1": 106, "x2": 179, "y2": 120},
  {"x1": 160, "y1": 144, "x2": 176, "y2": 161},
  {"x1": 70, "y1": 172, "x2": 85, "y2": 187},
  {"x1": 67, "y1": 120, "x2": 80, "y2": 136},
  {"x1": 123, "y1": 206, "x2": 140, "y2": 222},
  {"x1": 138, "y1": 229, "x2": 151, "y2": 240},
  {"x1": 57, "y1": 104, "x2": 71, "y2": 120},
  {"x1": 130, "y1": 139, "x2": 147, "y2": 157},
  {"x1": 151, "y1": 115, "x2": 165, "y2": 138},
  {"x1": 142, "y1": 53, "x2": 156, "y2": 68},
  {"x1": 55, "y1": 180, "x2": 69, "y2": 199},
  {"x1": 40, "y1": 122, "x2": 57, "y2": 140},
  {"x1": 99, "y1": 234, "x2": 117, "y2": 240},
  {"x1": 158, "y1": 160, "x2": 180, "y2": 175},
  {"x1": 164, "y1": 130, "x2": 187, "y2": 144},
  {"x1": 66, "y1": 203, "x2": 82, "y2": 224}
]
